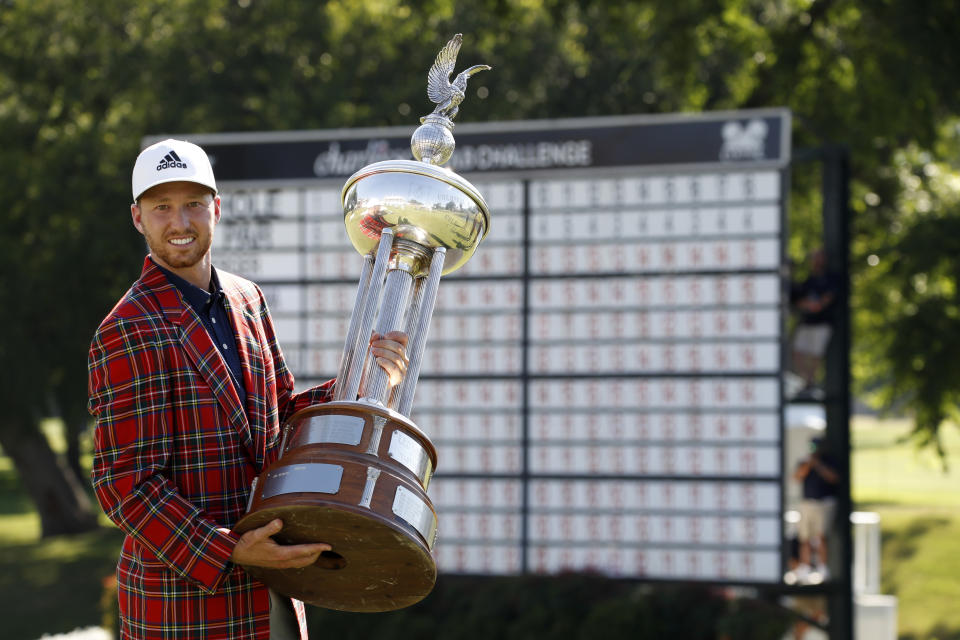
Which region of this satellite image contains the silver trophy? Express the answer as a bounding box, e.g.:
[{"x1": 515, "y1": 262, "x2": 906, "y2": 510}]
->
[{"x1": 237, "y1": 34, "x2": 490, "y2": 612}]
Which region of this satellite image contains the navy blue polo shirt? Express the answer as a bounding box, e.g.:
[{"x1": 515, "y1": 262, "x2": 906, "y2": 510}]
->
[
  {"x1": 155, "y1": 262, "x2": 247, "y2": 407},
  {"x1": 800, "y1": 453, "x2": 839, "y2": 500}
]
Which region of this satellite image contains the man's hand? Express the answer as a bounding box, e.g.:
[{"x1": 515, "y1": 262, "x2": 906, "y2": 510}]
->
[
  {"x1": 227, "y1": 519, "x2": 331, "y2": 569},
  {"x1": 371, "y1": 330, "x2": 410, "y2": 388}
]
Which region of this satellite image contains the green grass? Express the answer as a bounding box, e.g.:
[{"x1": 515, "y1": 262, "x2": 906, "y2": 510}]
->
[
  {"x1": 0, "y1": 424, "x2": 123, "y2": 639},
  {"x1": 853, "y1": 416, "x2": 960, "y2": 508},
  {"x1": 853, "y1": 416, "x2": 960, "y2": 640},
  {"x1": 875, "y1": 509, "x2": 960, "y2": 640},
  {"x1": 0, "y1": 527, "x2": 124, "y2": 639}
]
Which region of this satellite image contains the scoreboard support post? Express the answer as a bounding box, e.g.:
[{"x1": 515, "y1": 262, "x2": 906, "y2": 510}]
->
[{"x1": 822, "y1": 144, "x2": 853, "y2": 640}]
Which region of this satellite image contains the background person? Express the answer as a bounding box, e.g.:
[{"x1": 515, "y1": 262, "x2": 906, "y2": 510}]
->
[
  {"x1": 790, "y1": 248, "x2": 839, "y2": 400},
  {"x1": 88, "y1": 139, "x2": 408, "y2": 639},
  {"x1": 792, "y1": 437, "x2": 840, "y2": 583}
]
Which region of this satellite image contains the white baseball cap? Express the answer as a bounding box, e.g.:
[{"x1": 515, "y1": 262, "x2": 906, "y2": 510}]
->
[{"x1": 131, "y1": 138, "x2": 217, "y2": 202}]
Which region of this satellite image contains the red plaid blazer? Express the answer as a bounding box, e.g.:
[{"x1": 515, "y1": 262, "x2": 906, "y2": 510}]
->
[{"x1": 89, "y1": 257, "x2": 333, "y2": 639}]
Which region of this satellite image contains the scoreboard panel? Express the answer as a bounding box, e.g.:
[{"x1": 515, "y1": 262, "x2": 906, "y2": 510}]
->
[{"x1": 187, "y1": 108, "x2": 790, "y2": 583}]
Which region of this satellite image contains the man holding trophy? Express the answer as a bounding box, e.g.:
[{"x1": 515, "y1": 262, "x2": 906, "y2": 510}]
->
[
  {"x1": 89, "y1": 34, "x2": 489, "y2": 639},
  {"x1": 88, "y1": 135, "x2": 411, "y2": 638}
]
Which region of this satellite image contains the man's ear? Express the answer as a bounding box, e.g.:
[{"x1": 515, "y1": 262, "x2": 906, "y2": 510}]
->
[
  {"x1": 131, "y1": 203, "x2": 144, "y2": 234},
  {"x1": 213, "y1": 194, "x2": 222, "y2": 224}
]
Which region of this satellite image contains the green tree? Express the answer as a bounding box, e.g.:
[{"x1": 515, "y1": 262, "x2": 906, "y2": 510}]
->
[
  {"x1": 854, "y1": 126, "x2": 960, "y2": 464},
  {"x1": 0, "y1": 0, "x2": 145, "y2": 535},
  {"x1": 1, "y1": 0, "x2": 959, "y2": 536}
]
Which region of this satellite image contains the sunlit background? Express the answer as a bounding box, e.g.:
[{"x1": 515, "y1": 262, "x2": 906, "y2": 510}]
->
[{"x1": 1, "y1": 2, "x2": 959, "y2": 639}]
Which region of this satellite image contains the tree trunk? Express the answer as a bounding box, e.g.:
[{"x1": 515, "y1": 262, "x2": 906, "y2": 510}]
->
[
  {"x1": 0, "y1": 420, "x2": 98, "y2": 537},
  {"x1": 65, "y1": 420, "x2": 84, "y2": 480},
  {"x1": 54, "y1": 372, "x2": 93, "y2": 483},
  {"x1": 63, "y1": 413, "x2": 87, "y2": 481}
]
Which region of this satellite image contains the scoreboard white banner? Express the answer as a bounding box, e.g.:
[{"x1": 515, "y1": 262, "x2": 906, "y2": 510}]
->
[{"x1": 193, "y1": 108, "x2": 790, "y2": 584}]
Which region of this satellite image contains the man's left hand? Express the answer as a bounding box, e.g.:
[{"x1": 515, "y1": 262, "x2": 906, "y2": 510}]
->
[{"x1": 371, "y1": 330, "x2": 409, "y2": 388}]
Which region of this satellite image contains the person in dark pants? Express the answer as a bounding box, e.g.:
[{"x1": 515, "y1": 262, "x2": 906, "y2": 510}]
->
[{"x1": 790, "y1": 248, "x2": 839, "y2": 400}]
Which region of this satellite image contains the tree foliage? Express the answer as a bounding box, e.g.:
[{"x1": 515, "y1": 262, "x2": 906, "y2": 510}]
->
[
  {"x1": 854, "y1": 126, "x2": 960, "y2": 464},
  {"x1": 0, "y1": 0, "x2": 958, "y2": 528}
]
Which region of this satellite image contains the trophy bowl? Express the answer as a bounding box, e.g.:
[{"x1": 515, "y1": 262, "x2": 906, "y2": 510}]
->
[{"x1": 342, "y1": 159, "x2": 490, "y2": 276}]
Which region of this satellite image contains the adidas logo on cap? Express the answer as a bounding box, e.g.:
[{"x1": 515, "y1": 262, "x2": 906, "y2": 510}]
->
[{"x1": 157, "y1": 151, "x2": 188, "y2": 171}]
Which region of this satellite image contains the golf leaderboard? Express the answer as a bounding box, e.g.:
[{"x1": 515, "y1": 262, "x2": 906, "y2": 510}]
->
[{"x1": 176, "y1": 107, "x2": 791, "y2": 584}]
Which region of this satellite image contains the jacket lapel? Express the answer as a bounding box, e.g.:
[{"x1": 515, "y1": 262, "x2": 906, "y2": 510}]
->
[
  {"x1": 139, "y1": 259, "x2": 255, "y2": 458},
  {"x1": 220, "y1": 275, "x2": 270, "y2": 470}
]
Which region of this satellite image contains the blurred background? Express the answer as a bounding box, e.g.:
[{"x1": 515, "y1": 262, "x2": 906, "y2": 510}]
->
[{"x1": 0, "y1": 1, "x2": 958, "y2": 639}]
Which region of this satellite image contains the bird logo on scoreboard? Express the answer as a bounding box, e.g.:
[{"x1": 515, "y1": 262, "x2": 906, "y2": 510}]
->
[{"x1": 719, "y1": 118, "x2": 769, "y2": 161}]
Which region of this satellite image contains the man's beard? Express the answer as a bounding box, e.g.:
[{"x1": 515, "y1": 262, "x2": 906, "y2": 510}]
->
[{"x1": 143, "y1": 227, "x2": 213, "y2": 270}]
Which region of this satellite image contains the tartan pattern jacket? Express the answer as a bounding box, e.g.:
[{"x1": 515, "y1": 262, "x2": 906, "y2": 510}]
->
[{"x1": 89, "y1": 257, "x2": 334, "y2": 639}]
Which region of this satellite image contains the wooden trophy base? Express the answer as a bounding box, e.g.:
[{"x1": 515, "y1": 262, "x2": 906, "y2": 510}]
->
[{"x1": 235, "y1": 401, "x2": 438, "y2": 612}]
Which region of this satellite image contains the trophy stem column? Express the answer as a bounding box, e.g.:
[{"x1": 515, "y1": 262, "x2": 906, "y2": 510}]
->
[
  {"x1": 338, "y1": 229, "x2": 395, "y2": 401},
  {"x1": 362, "y1": 268, "x2": 414, "y2": 403},
  {"x1": 394, "y1": 247, "x2": 446, "y2": 416},
  {"x1": 334, "y1": 254, "x2": 374, "y2": 401}
]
